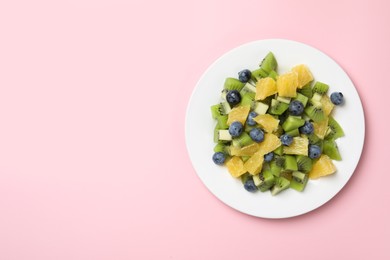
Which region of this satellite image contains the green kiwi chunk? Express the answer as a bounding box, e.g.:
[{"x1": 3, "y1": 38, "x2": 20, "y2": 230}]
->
[
  {"x1": 284, "y1": 155, "x2": 298, "y2": 171},
  {"x1": 271, "y1": 177, "x2": 290, "y2": 195},
  {"x1": 269, "y1": 99, "x2": 289, "y2": 115},
  {"x1": 312, "y1": 81, "x2": 329, "y2": 95},
  {"x1": 325, "y1": 116, "x2": 345, "y2": 140},
  {"x1": 260, "y1": 52, "x2": 278, "y2": 73},
  {"x1": 282, "y1": 116, "x2": 305, "y2": 132},
  {"x1": 296, "y1": 155, "x2": 313, "y2": 173},
  {"x1": 232, "y1": 132, "x2": 253, "y2": 147},
  {"x1": 298, "y1": 83, "x2": 313, "y2": 98},
  {"x1": 224, "y1": 78, "x2": 245, "y2": 91},
  {"x1": 323, "y1": 139, "x2": 342, "y2": 161},
  {"x1": 304, "y1": 104, "x2": 326, "y2": 122}
]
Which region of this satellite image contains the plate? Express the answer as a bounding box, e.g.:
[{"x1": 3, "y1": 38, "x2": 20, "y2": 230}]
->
[{"x1": 185, "y1": 39, "x2": 365, "y2": 218}]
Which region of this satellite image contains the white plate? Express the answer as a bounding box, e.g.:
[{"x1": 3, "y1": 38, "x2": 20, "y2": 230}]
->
[{"x1": 185, "y1": 39, "x2": 365, "y2": 219}]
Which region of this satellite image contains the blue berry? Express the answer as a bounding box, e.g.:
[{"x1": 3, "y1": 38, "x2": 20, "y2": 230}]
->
[
  {"x1": 226, "y1": 90, "x2": 241, "y2": 107},
  {"x1": 299, "y1": 121, "x2": 314, "y2": 135},
  {"x1": 229, "y1": 121, "x2": 243, "y2": 137},
  {"x1": 330, "y1": 92, "x2": 344, "y2": 105},
  {"x1": 246, "y1": 111, "x2": 258, "y2": 126},
  {"x1": 238, "y1": 69, "x2": 251, "y2": 83},
  {"x1": 264, "y1": 152, "x2": 274, "y2": 162},
  {"x1": 289, "y1": 100, "x2": 304, "y2": 116},
  {"x1": 244, "y1": 178, "x2": 257, "y2": 192},
  {"x1": 280, "y1": 134, "x2": 293, "y2": 146},
  {"x1": 309, "y1": 145, "x2": 321, "y2": 159},
  {"x1": 249, "y1": 128, "x2": 264, "y2": 143},
  {"x1": 212, "y1": 152, "x2": 226, "y2": 165}
]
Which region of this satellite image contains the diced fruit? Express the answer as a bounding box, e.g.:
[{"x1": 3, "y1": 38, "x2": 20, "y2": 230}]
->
[
  {"x1": 277, "y1": 71, "x2": 299, "y2": 97},
  {"x1": 255, "y1": 77, "x2": 277, "y2": 100},
  {"x1": 291, "y1": 64, "x2": 314, "y2": 88},
  {"x1": 271, "y1": 177, "x2": 290, "y2": 195},
  {"x1": 290, "y1": 171, "x2": 309, "y2": 192},
  {"x1": 227, "y1": 105, "x2": 251, "y2": 125},
  {"x1": 224, "y1": 78, "x2": 245, "y2": 91},
  {"x1": 230, "y1": 142, "x2": 260, "y2": 156},
  {"x1": 289, "y1": 100, "x2": 304, "y2": 116},
  {"x1": 280, "y1": 134, "x2": 293, "y2": 146},
  {"x1": 212, "y1": 152, "x2": 226, "y2": 165},
  {"x1": 226, "y1": 90, "x2": 242, "y2": 107},
  {"x1": 255, "y1": 169, "x2": 275, "y2": 191},
  {"x1": 226, "y1": 156, "x2": 246, "y2": 177},
  {"x1": 238, "y1": 69, "x2": 252, "y2": 83},
  {"x1": 260, "y1": 52, "x2": 278, "y2": 73},
  {"x1": 330, "y1": 92, "x2": 344, "y2": 105},
  {"x1": 282, "y1": 116, "x2": 305, "y2": 132},
  {"x1": 325, "y1": 116, "x2": 345, "y2": 140},
  {"x1": 232, "y1": 132, "x2": 253, "y2": 147},
  {"x1": 284, "y1": 155, "x2": 298, "y2": 171},
  {"x1": 253, "y1": 114, "x2": 280, "y2": 133},
  {"x1": 218, "y1": 129, "x2": 232, "y2": 142},
  {"x1": 308, "y1": 144, "x2": 322, "y2": 159},
  {"x1": 312, "y1": 82, "x2": 329, "y2": 95},
  {"x1": 313, "y1": 117, "x2": 329, "y2": 139},
  {"x1": 296, "y1": 155, "x2": 313, "y2": 173},
  {"x1": 320, "y1": 94, "x2": 334, "y2": 116},
  {"x1": 323, "y1": 139, "x2": 342, "y2": 161},
  {"x1": 244, "y1": 178, "x2": 258, "y2": 192},
  {"x1": 298, "y1": 83, "x2": 313, "y2": 98},
  {"x1": 283, "y1": 136, "x2": 309, "y2": 156},
  {"x1": 299, "y1": 121, "x2": 314, "y2": 135},
  {"x1": 251, "y1": 68, "x2": 268, "y2": 81},
  {"x1": 252, "y1": 101, "x2": 269, "y2": 115},
  {"x1": 257, "y1": 133, "x2": 282, "y2": 154},
  {"x1": 304, "y1": 103, "x2": 326, "y2": 122},
  {"x1": 229, "y1": 121, "x2": 244, "y2": 137},
  {"x1": 246, "y1": 111, "x2": 258, "y2": 126},
  {"x1": 294, "y1": 93, "x2": 309, "y2": 107},
  {"x1": 244, "y1": 151, "x2": 265, "y2": 175},
  {"x1": 309, "y1": 154, "x2": 336, "y2": 179},
  {"x1": 249, "y1": 128, "x2": 265, "y2": 143},
  {"x1": 269, "y1": 99, "x2": 289, "y2": 115}
]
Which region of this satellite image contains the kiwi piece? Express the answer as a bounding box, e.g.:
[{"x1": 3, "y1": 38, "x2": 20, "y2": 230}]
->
[
  {"x1": 276, "y1": 96, "x2": 291, "y2": 104},
  {"x1": 290, "y1": 177, "x2": 308, "y2": 192},
  {"x1": 275, "y1": 155, "x2": 286, "y2": 168},
  {"x1": 221, "y1": 89, "x2": 228, "y2": 100},
  {"x1": 274, "y1": 125, "x2": 284, "y2": 138},
  {"x1": 284, "y1": 155, "x2": 298, "y2": 171},
  {"x1": 214, "y1": 124, "x2": 221, "y2": 143},
  {"x1": 240, "y1": 173, "x2": 251, "y2": 184},
  {"x1": 211, "y1": 104, "x2": 222, "y2": 119},
  {"x1": 325, "y1": 116, "x2": 345, "y2": 140},
  {"x1": 240, "y1": 92, "x2": 255, "y2": 106},
  {"x1": 268, "y1": 70, "x2": 278, "y2": 80},
  {"x1": 232, "y1": 132, "x2": 253, "y2": 147},
  {"x1": 254, "y1": 169, "x2": 275, "y2": 192},
  {"x1": 271, "y1": 177, "x2": 290, "y2": 195},
  {"x1": 273, "y1": 146, "x2": 284, "y2": 156},
  {"x1": 260, "y1": 52, "x2": 278, "y2": 73},
  {"x1": 312, "y1": 82, "x2": 329, "y2": 95},
  {"x1": 239, "y1": 82, "x2": 257, "y2": 96},
  {"x1": 213, "y1": 143, "x2": 226, "y2": 153},
  {"x1": 298, "y1": 83, "x2": 313, "y2": 98},
  {"x1": 282, "y1": 116, "x2": 305, "y2": 132},
  {"x1": 323, "y1": 139, "x2": 342, "y2": 161},
  {"x1": 286, "y1": 128, "x2": 300, "y2": 137},
  {"x1": 224, "y1": 78, "x2": 245, "y2": 91},
  {"x1": 253, "y1": 101, "x2": 269, "y2": 115},
  {"x1": 270, "y1": 160, "x2": 282, "y2": 177},
  {"x1": 269, "y1": 99, "x2": 289, "y2": 115},
  {"x1": 294, "y1": 93, "x2": 309, "y2": 107},
  {"x1": 296, "y1": 155, "x2": 313, "y2": 173},
  {"x1": 220, "y1": 101, "x2": 232, "y2": 114},
  {"x1": 280, "y1": 171, "x2": 293, "y2": 181},
  {"x1": 304, "y1": 104, "x2": 326, "y2": 122},
  {"x1": 217, "y1": 129, "x2": 232, "y2": 142},
  {"x1": 251, "y1": 68, "x2": 268, "y2": 81},
  {"x1": 217, "y1": 115, "x2": 229, "y2": 129},
  {"x1": 292, "y1": 171, "x2": 307, "y2": 183}
]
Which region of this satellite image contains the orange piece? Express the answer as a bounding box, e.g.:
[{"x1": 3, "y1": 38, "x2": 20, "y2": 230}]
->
[
  {"x1": 309, "y1": 155, "x2": 336, "y2": 179},
  {"x1": 226, "y1": 156, "x2": 246, "y2": 178},
  {"x1": 227, "y1": 105, "x2": 250, "y2": 125},
  {"x1": 254, "y1": 114, "x2": 280, "y2": 133},
  {"x1": 255, "y1": 77, "x2": 277, "y2": 100},
  {"x1": 291, "y1": 64, "x2": 313, "y2": 88},
  {"x1": 277, "y1": 71, "x2": 298, "y2": 97}
]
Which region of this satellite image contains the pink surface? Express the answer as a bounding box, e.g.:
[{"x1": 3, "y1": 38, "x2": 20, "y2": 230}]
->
[{"x1": 0, "y1": 0, "x2": 389, "y2": 259}]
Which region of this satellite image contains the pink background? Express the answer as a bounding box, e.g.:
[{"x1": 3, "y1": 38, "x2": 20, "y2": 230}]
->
[{"x1": 0, "y1": 0, "x2": 389, "y2": 259}]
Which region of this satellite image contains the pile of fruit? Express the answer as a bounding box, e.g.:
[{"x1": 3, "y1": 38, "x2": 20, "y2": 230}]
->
[{"x1": 211, "y1": 52, "x2": 345, "y2": 195}]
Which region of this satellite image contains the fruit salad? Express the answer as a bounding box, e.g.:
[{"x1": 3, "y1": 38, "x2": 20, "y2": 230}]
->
[{"x1": 211, "y1": 52, "x2": 345, "y2": 195}]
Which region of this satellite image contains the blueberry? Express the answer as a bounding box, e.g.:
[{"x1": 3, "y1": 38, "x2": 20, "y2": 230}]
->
[
  {"x1": 309, "y1": 145, "x2": 321, "y2": 159},
  {"x1": 280, "y1": 134, "x2": 293, "y2": 146},
  {"x1": 249, "y1": 128, "x2": 264, "y2": 143},
  {"x1": 244, "y1": 178, "x2": 257, "y2": 192},
  {"x1": 226, "y1": 90, "x2": 241, "y2": 107},
  {"x1": 246, "y1": 111, "x2": 258, "y2": 126},
  {"x1": 229, "y1": 121, "x2": 243, "y2": 137},
  {"x1": 264, "y1": 152, "x2": 274, "y2": 162},
  {"x1": 289, "y1": 100, "x2": 304, "y2": 116},
  {"x1": 330, "y1": 92, "x2": 344, "y2": 105},
  {"x1": 212, "y1": 152, "x2": 226, "y2": 165},
  {"x1": 299, "y1": 121, "x2": 314, "y2": 135},
  {"x1": 238, "y1": 69, "x2": 252, "y2": 83}
]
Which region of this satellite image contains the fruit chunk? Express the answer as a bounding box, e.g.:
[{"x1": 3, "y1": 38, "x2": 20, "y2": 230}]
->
[
  {"x1": 304, "y1": 103, "x2": 326, "y2": 122},
  {"x1": 260, "y1": 52, "x2": 278, "y2": 73},
  {"x1": 253, "y1": 169, "x2": 275, "y2": 192},
  {"x1": 227, "y1": 105, "x2": 250, "y2": 125},
  {"x1": 296, "y1": 155, "x2": 313, "y2": 173},
  {"x1": 269, "y1": 99, "x2": 289, "y2": 115},
  {"x1": 283, "y1": 136, "x2": 309, "y2": 156},
  {"x1": 253, "y1": 114, "x2": 280, "y2": 133},
  {"x1": 257, "y1": 133, "x2": 282, "y2": 155},
  {"x1": 312, "y1": 82, "x2": 329, "y2": 95},
  {"x1": 313, "y1": 117, "x2": 329, "y2": 139},
  {"x1": 230, "y1": 142, "x2": 260, "y2": 156},
  {"x1": 308, "y1": 154, "x2": 336, "y2": 179},
  {"x1": 224, "y1": 78, "x2": 245, "y2": 91},
  {"x1": 320, "y1": 94, "x2": 334, "y2": 116},
  {"x1": 226, "y1": 156, "x2": 246, "y2": 177},
  {"x1": 284, "y1": 155, "x2": 298, "y2": 171},
  {"x1": 244, "y1": 151, "x2": 264, "y2": 175},
  {"x1": 255, "y1": 77, "x2": 277, "y2": 100},
  {"x1": 282, "y1": 116, "x2": 305, "y2": 132},
  {"x1": 253, "y1": 101, "x2": 269, "y2": 115},
  {"x1": 277, "y1": 71, "x2": 299, "y2": 97},
  {"x1": 292, "y1": 64, "x2": 314, "y2": 88},
  {"x1": 271, "y1": 177, "x2": 290, "y2": 195},
  {"x1": 323, "y1": 139, "x2": 342, "y2": 161},
  {"x1": 325, "y1": 116, "x2": 345, "y2": 140}
]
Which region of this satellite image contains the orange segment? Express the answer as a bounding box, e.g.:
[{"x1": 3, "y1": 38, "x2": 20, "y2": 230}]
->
[
  {"x1": 277, "y1": 71, "x2": 298, "y2": 97},
  {"x1": 253, "y1": 114, "x2": 280, "y2": 133},
  {"x1": 227, "y1": 105, "x2": 250, "y2": 125},
  {"x1": 313, "y1": 117, "x2": 329, "y2": 139},
  {"x1": 320, "y1": 94, "x2": 334, "y2": 116},
  {"x1": 255, "y1": 77, "x2": 277, "y2": 100},
  {"x1": 229, "y1": 142, "x2": 261, "y2": 156},
  {"x1": 309, "y1": 154, "x2": 336, "y2": 179},
  {"x1": 257, "y1": 133, "x2": 282, "y2": 155},
  {"x1": 243, "y1": 151, "x2": 264, "y2": 175},
  {"x1": 226, "y1": 156, "x2": 246, "y2": 178},
  {"x1": 283, "y1": 136, "x2": 309, "y2": 156},
  {"x1": 291, "y1": 64, "x2": 313, "y2": 88}
]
